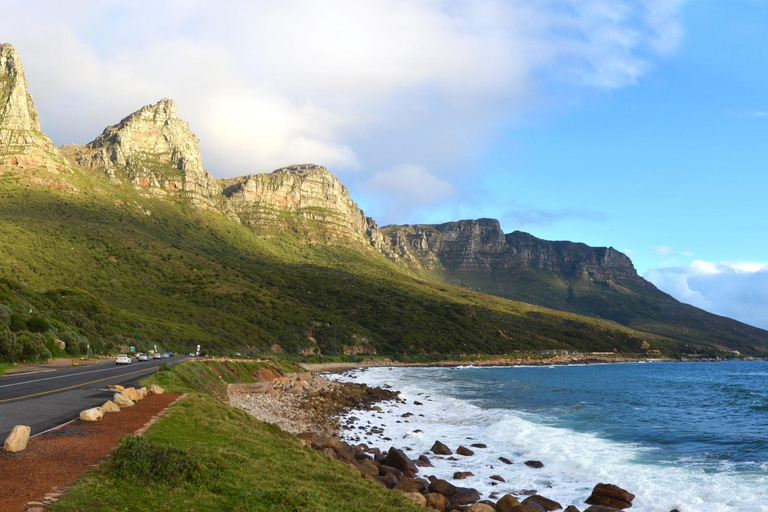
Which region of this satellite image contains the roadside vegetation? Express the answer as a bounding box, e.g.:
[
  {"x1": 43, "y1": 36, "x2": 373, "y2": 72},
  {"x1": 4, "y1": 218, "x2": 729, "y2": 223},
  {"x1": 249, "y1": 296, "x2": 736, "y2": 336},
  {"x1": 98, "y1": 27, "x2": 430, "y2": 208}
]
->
[{"x1": 48, "y1": 360, "x2": 422, "y2": 512}]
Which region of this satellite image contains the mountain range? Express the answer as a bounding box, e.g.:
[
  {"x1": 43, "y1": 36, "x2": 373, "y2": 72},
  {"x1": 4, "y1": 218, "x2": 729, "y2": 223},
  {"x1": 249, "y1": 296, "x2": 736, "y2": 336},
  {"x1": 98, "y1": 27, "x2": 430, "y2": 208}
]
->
[{"x1": 2, "y1": 43, "x2": 766, "y2": 357}]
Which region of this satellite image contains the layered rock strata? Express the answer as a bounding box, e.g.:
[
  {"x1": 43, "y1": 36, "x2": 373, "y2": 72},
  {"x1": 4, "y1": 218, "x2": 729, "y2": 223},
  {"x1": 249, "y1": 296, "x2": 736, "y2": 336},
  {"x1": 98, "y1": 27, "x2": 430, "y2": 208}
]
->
[
  {"x1": 220, "y1": 164, "x2": 386, "y2": 249},
  {"x1": 0, "y1": 44, "x2": 68, "y2": 171},
  {"x1": 381, "y1": 218, "x2": 639, "y2": 281},
  {"x1": 75, "y1": 98, "x2": 220, "y2": 205}
]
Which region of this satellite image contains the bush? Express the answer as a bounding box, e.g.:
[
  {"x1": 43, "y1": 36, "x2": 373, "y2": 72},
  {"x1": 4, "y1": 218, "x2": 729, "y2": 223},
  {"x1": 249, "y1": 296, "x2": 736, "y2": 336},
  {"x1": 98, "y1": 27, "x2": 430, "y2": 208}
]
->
[
  {"x1": 16, "y1": 331, "x2": 47, "y2": 360},
  {"x1": 0, "y1": 330, "x2": 21, "y2": 362},
  {"x1": 9, "y1": 314, "x2": 26, "y2": 332},
  {"x1": 110, "y1": 435, "x2": 213, "y2": 486},
  {"x1": 0, "y1": 304, "x2": 11, "y2": 328},
  {"x1": 26, "y1": 316, "x2": 50, "y2": 333}
]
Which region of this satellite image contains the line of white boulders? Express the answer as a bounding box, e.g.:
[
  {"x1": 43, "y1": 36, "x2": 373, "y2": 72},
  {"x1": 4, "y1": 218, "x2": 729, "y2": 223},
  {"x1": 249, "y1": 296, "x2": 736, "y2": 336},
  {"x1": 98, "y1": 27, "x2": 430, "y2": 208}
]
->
[{"x1": 2, "y1": 384, "x2": 165, "y2": 453}]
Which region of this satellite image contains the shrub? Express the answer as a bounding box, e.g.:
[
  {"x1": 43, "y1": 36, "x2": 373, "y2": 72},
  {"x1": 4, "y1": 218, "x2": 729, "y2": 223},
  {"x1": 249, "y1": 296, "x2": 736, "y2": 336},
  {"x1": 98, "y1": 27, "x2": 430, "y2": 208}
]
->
[
  {"x1": 26, "y1": 316, "x2": 51, "y2": 333},
  {"x1": 16, "y1": 331, "x2": 47, "y2": 360},
  {"x1": 0, "y1": 304, "x2": 11, "y2": 328},
  {"x1": 110, "y1": 435, "x2": 213, "y2": 486},
  {"x1": 9, "y1": 314, "x2": 26, "y2": 332},
  {"x1": 0, "y1": 330, "x2": 21, "y2": 362}
]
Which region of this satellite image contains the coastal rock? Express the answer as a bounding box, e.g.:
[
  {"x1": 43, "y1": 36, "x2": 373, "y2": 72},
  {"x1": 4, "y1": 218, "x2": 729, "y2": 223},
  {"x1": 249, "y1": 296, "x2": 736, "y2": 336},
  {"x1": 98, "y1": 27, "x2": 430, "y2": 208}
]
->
[
  {"x1": 3, "y1": 425, "x2": 30, "y2": 452},
  {"x1": 584, "y1": 507, "x2": 620, "y2": 512},
  {"x1": 450, "y1": 487, "x2": 481, "y2": 505},
  {"x1": 454, "y1": 471, "x2": 474, "y2": 480},
  {"x1": 415, "y1": 454, "x2": 434, "y2": 467},
  {"x1": 402, "y1": 492, "x2": 427, "y2": 507},
  {"x1": 564, "y1": 507, "x2": 581, "y2": 512},
  {"x1": 113, "y1": 393, "x2": 134, "y2": 407},
  {"x1": 523, "y1": 494, "x2": 563, "y2": 511},
  {"x1": 424, "y1": 493, "x2": 448, "y2": 511},
  {"x1": 357, "y1": 458, "x2": 380, "y2": 477},
  {"x1": 496, "y1": 494, "x2": 522, "y2": 512},
  {"x1": 428, "y1": 479, "x2": 457, "y2": 496},
  {"x1": 489, "y1": 475, "x2": 505, "y2": 482},
  {"x1": 467, "y1": 504, "x2": 495, "y2": 512},
  {"x1": 471, "y1": 443, "x2": 487, "y2": 448},
  {"x1": 386, "y1": 446, "x2": 418, "y2": 473},
  {"x1": 79, "y1": 407, "x2": 103, "y2": 422},
  {"x1": 524, "y1": 460, "x2": 544, "y2": 468},
  {"x1": 585, "y1": 483, "x2": 635, "y2": 509},
  {"x1": 101, "y1": 400, "x2": 120, "y2": 413},
  {"x1": 507, "y1": 506, "x2": 543, "y2": 512},
  {"x1": 431, "y1": 440, "x2": 453, "y2": 455},
  {"x1": 457, "y1": 445, "x2": 475, "y2": 456},
  {"x1": 394, "y1": 479, "x2": 427, "y2": 493}
]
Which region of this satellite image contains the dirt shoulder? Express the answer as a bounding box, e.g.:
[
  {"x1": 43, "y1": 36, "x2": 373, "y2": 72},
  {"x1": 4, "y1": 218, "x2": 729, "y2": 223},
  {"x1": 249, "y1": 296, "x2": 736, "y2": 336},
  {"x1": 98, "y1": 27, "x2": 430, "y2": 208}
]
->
[{"x1": 0, "y1": 393, "x2": 182, "y2": 512}]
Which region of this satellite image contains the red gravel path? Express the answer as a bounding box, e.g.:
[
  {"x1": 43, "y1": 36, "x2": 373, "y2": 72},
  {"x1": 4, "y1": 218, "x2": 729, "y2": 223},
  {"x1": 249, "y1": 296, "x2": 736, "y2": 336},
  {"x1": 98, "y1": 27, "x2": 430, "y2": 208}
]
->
[{"x1": 0, "y1": 393, "x2": 181, "y2": 512}]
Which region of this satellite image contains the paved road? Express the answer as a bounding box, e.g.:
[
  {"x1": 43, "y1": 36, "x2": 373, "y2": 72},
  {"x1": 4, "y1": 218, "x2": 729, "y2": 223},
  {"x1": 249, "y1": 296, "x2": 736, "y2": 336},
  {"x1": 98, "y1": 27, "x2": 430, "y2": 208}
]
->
[{"x1": 0, "y1": 357, "x2": 188, "y2": 439}]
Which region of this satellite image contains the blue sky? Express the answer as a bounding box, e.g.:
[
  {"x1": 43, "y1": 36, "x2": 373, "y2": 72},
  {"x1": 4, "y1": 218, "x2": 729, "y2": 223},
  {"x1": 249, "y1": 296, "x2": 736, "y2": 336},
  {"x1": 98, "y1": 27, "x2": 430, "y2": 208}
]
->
[{"x1": 4, "y1": 0, "x2": 768, "y2": 328}]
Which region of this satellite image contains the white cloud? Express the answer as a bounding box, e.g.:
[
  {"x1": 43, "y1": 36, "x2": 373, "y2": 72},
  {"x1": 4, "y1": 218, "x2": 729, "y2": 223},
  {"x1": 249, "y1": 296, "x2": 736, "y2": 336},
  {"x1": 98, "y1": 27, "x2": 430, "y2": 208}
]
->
[
  {"x1": 363, "y1": 164, "x2": 457, "y2": 220},
  {"x1": 653, "y1": 245, "x2": 694, "y2": 257},
  {"x1": 3, "y1": 0, "x2": 685, "y2": 216},
  {"x1": 645, "y1": 261, "x2": 768, "y2": 330}
]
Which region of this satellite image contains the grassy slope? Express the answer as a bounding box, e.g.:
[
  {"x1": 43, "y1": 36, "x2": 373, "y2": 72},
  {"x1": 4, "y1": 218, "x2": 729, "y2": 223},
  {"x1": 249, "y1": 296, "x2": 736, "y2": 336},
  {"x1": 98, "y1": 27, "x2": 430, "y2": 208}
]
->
[
  {"x1": 49, "y1": 361, "x2": 422, "y2": 512},
  {"x1": 0, "y1": 166, "x2": 725, "y2": 357}
]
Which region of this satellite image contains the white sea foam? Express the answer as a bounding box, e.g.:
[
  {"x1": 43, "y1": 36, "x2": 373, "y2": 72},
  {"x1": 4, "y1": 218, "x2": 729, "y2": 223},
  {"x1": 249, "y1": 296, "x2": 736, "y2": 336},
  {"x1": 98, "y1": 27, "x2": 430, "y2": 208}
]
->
[{"x1": 330, "y1": 367, "x2": 768, "y2": 512}]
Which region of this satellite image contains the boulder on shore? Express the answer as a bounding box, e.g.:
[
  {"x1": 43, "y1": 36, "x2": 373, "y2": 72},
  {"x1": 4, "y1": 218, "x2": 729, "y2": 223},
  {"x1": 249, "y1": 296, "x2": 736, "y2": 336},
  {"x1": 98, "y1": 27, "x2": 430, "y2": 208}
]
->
[
  {"x1": 496, "y1": 494, "x2": 521, "y2": 512},
  {"x1": 113, "y1": 393, "x2": 134, "y2": 407},
  {"x1": 386, "y1": 446, "x2": 418, "y2": 473},
  {"x1": 3, "y1": 425, "x2": 31, "y2": 452},
  {"x1": 431, "y1": 440, "x2": 452, "y2": 455},
  {"x1": 457, "y1": 445, "x2": 475, "y2": 456},
  {"x1": 79, "y1": 407, "x2": 103, "y2": 421},
  {"x1": 424, "y1": 493, "x2": 448, "y2": 511},
  {"x1": 585, "y1": 483, "x2": 635, "y2": 509},
  {"x1": 402, "y1": 491, "x2": 427, "y2": 507},
  {"x1": 524, "y1": 460, "x2": 544, "y2": 468},
  {"x1": 523, "y1": 494, "x2": 562, "y2": 511},
  {"x1": 467, "y1": 504, "x2": 495, "y2": 512}
]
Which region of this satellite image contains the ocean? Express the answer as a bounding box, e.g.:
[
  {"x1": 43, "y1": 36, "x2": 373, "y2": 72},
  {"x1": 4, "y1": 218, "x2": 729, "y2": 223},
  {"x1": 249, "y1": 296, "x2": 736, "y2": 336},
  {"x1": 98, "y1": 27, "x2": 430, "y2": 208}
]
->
[{"x1": 332, "y1": 361, "x2": 768, "y2": 512}]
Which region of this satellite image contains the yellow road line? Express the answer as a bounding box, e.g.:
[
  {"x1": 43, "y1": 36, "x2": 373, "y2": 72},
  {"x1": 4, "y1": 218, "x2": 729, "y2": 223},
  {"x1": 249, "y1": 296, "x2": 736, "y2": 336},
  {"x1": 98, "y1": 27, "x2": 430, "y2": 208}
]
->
[{"x1": 0, "y1": 367, "x2": 156, "y2": 403}]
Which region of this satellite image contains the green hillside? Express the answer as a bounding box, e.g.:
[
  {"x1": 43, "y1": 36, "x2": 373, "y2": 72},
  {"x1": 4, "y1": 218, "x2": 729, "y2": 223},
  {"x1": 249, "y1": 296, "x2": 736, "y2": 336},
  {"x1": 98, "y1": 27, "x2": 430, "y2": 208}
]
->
[{"x1": 0, "y1": 165, "x2": 712, "y2": 361}]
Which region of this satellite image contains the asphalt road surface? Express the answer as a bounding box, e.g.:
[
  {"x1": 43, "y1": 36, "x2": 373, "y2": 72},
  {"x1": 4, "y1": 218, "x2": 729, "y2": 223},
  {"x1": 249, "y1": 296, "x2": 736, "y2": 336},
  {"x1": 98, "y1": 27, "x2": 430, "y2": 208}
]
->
[{"x1": 0, "y1": 356, "x2": 188, "y2": 439}]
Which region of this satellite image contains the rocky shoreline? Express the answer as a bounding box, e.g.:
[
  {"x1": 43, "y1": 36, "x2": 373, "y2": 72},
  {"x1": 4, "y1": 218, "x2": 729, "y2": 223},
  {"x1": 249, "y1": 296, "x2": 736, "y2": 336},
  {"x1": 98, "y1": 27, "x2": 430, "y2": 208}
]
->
[
  {"x1": 300, "y1": 354, "x2": 675, "y2": 374},
  {"x1": 229, "y1": 366, "x2": 656, "y2": 512}
]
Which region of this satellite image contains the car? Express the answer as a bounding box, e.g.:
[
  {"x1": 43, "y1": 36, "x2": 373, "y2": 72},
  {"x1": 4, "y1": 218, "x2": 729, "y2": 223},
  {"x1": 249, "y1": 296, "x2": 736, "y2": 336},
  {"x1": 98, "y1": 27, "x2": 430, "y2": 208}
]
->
[
  {"x1": 162, "y1": 353, "x2": 170, "y2": 358},
  {"x1": 188, "y1": 352, "x2": 195, "y2": 357},
  {"x1": 115, "y1": 354, "x2": 131, "y2": 365},
  {"x1": 137, "y1": 353, "x2": 149, "y2": 362},
  {"x1": 153, "y1": 353, "x2": 163, "y2": 359}
]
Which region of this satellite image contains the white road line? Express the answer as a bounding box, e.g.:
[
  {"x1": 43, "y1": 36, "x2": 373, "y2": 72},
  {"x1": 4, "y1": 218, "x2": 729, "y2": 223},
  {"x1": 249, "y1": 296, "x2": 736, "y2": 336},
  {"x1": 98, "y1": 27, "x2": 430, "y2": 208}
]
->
[{"x1": 0, "y1": 363, "x2": 154, "y2": 389}]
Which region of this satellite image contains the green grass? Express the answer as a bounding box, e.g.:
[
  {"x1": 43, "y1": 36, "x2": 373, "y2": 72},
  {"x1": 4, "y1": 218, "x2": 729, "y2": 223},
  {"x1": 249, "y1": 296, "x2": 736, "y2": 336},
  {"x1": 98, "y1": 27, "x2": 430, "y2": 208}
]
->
[
  {"x1": 49, "y1": 391, "x2": 421, "y2": 512},
  {"x1": 0, "y1": 362, "x2": 14, "y2": 376}
]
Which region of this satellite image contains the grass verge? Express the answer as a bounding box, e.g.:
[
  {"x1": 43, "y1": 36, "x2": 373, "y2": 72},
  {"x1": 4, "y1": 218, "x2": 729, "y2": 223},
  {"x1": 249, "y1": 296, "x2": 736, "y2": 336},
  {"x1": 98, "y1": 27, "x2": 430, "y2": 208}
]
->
[{"x1": 48, "y1": 362, "x2": 421, "y2": 512}]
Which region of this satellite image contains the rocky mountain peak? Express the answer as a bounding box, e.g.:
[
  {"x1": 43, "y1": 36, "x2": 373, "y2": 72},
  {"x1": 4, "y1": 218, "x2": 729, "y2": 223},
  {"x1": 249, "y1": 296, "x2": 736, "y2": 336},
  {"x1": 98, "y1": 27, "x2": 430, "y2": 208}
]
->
[
  {"x1": 75, "y1": 99, "x2": 220, "y2": 203},
  {"x1": 0, "y1": 44, "x2": 66, "y2": 171},
  {"x1": 0, "y1": 43, "x2": 40, "y2": 132},
  {"x1": 220, "y1": 163, "x2": 385, "y2": 249}
]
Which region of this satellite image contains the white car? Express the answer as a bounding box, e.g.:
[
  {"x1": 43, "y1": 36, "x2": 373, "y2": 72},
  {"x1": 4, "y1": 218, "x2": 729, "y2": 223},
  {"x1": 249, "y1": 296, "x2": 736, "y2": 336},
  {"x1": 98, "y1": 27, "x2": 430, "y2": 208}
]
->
[
  {"x1": 153, "y1": 353, "x2": 163, "y2": 359},
  {"x1": 137, "y1": 353, "x2": 149, "y2": 362},
  {"x1": 115, "y1": 354, "x2": 131, "y2": 365}
]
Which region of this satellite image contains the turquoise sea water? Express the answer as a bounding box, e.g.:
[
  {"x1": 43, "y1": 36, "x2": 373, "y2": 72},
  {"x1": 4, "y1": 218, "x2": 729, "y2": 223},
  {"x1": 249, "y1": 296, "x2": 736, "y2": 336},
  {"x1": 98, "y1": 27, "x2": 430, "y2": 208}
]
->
[{"x1": 334, "y1": 362, "x2": 768, "y2": 512}]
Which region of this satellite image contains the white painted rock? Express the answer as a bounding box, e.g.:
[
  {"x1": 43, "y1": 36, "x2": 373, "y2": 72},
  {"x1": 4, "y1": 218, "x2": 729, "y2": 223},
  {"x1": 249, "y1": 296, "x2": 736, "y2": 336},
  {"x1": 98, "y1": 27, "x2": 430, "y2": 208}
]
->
[
  {"x1": 80, "y1": 407, "x2": 104, "y2": 422},
  {"x1": 113, "y1": 393, "x2": 134, "y2": 407},
  {"x1": 101, "y1": 400, "x2": 120, "y2": 413},
  {"x1": 3, "y1": 425, "x2": 31, "y2": 452}
]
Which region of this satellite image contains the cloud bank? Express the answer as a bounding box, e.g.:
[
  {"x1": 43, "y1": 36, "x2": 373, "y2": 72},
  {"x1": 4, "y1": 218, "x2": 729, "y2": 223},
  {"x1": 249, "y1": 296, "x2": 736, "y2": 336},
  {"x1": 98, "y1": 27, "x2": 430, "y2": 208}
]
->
[
  {"x1": 4, "y1": 0, "x2": 684, "y2": 222},
  {"x1": 645, "y1": 261, "x2": 768, "y2": 330}
]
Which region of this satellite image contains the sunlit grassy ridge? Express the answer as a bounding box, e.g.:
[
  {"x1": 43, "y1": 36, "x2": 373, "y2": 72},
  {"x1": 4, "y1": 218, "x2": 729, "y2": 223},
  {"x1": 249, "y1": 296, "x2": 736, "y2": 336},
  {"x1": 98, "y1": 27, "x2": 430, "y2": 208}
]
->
[{"x1": 0, "y1": 166, "x2": 726, "y2": 358}]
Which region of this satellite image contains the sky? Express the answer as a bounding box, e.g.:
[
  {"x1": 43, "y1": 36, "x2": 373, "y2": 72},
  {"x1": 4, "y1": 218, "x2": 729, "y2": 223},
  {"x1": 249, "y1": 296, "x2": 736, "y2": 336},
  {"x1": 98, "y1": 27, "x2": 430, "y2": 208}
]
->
[{"x1": 3, "y1": 0, "x2": 768, "y2": 329}]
